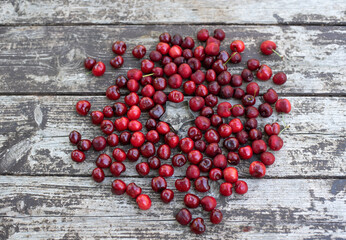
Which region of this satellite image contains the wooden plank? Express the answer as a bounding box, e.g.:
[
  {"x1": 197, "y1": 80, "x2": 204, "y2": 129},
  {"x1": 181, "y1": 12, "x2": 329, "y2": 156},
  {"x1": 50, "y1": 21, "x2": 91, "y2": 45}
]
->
[
  {"x1": 0, "y1": 176, "x2": 345, "y2": 239},
  {"x1": 0, "y1": 96, "x2": 345, "y2": 177},
  {"x1": 0, "y1": 25, "x2": 345, "y2": 94},
  {"x1": 0, "y1": 0, "x2": 345, "y2": 25}
]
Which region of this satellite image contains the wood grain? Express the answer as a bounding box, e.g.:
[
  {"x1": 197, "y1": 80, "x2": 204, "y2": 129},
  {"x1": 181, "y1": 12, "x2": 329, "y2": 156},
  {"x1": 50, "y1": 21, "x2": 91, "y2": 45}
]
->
[
  {"x1": 0, "y1": 25, "x2": 345, "y2": 94},
  {"x1": 0, "y1": 96, "x2": 344, "y2": 177},
  {"x1": 0, "y1": 0, "x2": 345, "y2": 25},
  {"x1": 0, "y1": 176, "x2": 345, "y2": 239}
]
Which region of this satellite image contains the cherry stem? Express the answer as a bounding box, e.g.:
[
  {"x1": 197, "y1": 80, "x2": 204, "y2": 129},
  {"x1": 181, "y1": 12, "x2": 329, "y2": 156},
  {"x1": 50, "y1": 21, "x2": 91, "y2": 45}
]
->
[
  {"x1": 272, "y1": 49, "x2": 284, "y2": 59},
  {"x1": 279, "y1": 124, "x2": 290, "y2": 135},
  {"x1": 142, "y1": 73, "x2": 154, "y2": 77},
  {"x1": 223, "y1": 52, "x2": 238, "y2": 66}
]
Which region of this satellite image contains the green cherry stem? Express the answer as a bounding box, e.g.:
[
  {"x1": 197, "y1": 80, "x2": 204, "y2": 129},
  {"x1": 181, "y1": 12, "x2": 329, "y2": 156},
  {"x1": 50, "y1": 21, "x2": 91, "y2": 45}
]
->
[
  {"x1": 223, "y1": 52, "x2": 238, "y2": 66},
  {"x1": 272, "y1": 49, "x2": 284, "y2": 59},
  {"x1": 142, "y1": 73, "x2": 154, "y2": 77}
]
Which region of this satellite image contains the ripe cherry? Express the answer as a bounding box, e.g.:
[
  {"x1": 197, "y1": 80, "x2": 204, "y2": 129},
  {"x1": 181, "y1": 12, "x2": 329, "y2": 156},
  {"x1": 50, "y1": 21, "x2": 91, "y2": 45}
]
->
[
  {"x1": 213, "y1": 29, "x2": 225, "y2": 40},
  {"x1": 157, "y1": 144, "x2": 171, "y2": 160},
  {"x1": 136, "y1": 194, "x2": 151, "y2": 210},
  {"x1": 151, "y1": 176, "x2": 167, "y2": 192},
  {"x1": 201, "y1": 196, "x2": 217, "y2": 212},
  {"x1": 213, "y1": 154, "x2": 227, "y2": 169},
  {"x1": 106, "y1": 85, "x2": 121, "y2": 100},
  {"x1": 76, "y1": 100, "x2": 91, "y2": 116},
  {"x1": 159, "y1": 164, "x2": 174, "y2": 178},
  {"x1": 112, "y1": 148, "x2": 126, "y2": 162},
  {"x1": 71, "y1": 150, "x2": 85, "y2": 163},
  {"x1": 132, "y1": 45, "x2": 146, "y2": 59},
  {"x1": 205, "y1": 143, "x2": 222, "y2": 157},
  {"x1": 249, "y1": 161, "x2": 266, "y2": 178},
  {"x1": 126, "y1": 183, "x2": 142, "y2": 198},
  {"x1": 210, "y1": 209, "x2": 223, "y2": 224},
  {"x1": 209, "y1": 168, "x2": 223, "y2": 181},
  {"x1": 84, "y1": 57, "x2": 96, "y2": 70},
  {"x1": 159, "y1": 32, "x2": 171, "y2": 43},
  {"x1": 115, "y1": 75, "x2": 127, "y2": 88},
  {"x1": 220, "y1": 182, "x2": 233, "y2": 196},
  {"x1": 186, "y1": 165, "x2": 201, "y2": 179},
  {"x1": 184, "y1": 194, "x2": 200, "y2": 208},
  {"x1": 140, "y1": 142, "x2": 156, "y2": 158},
  {"x1": 156, "y1": 42, "x2": 170, "y2": 55},
  {"x1": 69, "y1": 131, "x2": 81, "y2": 144},
  {"x1": 110, "y1": 56, "x2": 124, "y2": 68},
  {"x1": 256, "y1": 64, "x2": 272, "y2": 81},
  {"x1": 263, "y1": 88, "x2": 278, "y2": 104},
  {"x1": 172, "y1": 154, "x2": 187, "y2": 167},
  {"x1": 114, "y1": 117, "x2": 129, "y2": 132},
  {"x1": 112, "y1": 41, "x2": 126, "y2": 55},
  {"x1": 230, "y1": 40, "x2": 245, "y2": 52},
  {"x1": 247, "y1": 58, "x2": 260, "y2": 71},
  {"x1": 161, "y1": 189, "x2": 174, "y2": 203},
  {"x1": 260, "y1": 152, "x2": 275, "y2": 165},
  {"x1": 179, "y1": 137, "x2": 194, "y2": 153},
  {"x1": 190, "y1": 218, "x2": 206, "y2": 234},
  {"x1": 187, "y1": 150, "x2": 203, "y2": 165},
  {"x1": 103, "y1": 106, "x2": 114, "y2": 118},
  {"x1": 197, "y1": 29, "x2": 209, "y2": 41},
  {"x1": 92, "y1": 136, "x2": 107, "y2": 151},
  {"x1": 176, "y1": 208, "x2": 192, "y2": 225},
  {"x1": 194, "y1": 176, "x2": 210, "y2": 192},
  {"x1": 229, "y1": 118, "x2": 243, "y2": 133},
  {"x1": 260, "y1": 40, "x2": 283, "y2": 58},
  {"x1": 199, "y1": 158, "x2": 213, "y2": 172},
  {"x1": 223, "y1": 137, "x2": 239, "y2": 151},
  {"x1": 136, "y1": 162, "x2": 150, "y2": 176},
  {"x1": 148, "y1": 156, "x2": 161, "y2": 169},
  {"x1": 96, "y1": 154, "x2": 112, "y2": 168},
  {"x1": 265, "y1": 123, "x2": 280, "y2": 136},
  {"x1": 268, "y1": 135, "x2": 284, "y2": 151},
  {"x1": 275, "y1": 99, "x2": 292, "y2": 113},
  {"x1": 77, "y1": 139, "x2": 91, "y2": 151},
  {"x1": 92, "y1": 61, "x2": 106, "y2": 77},
  {"x1": 223, "y1": 167, "x2": 239, "y2": 183},
  {"x1": 110, "y1": 162, "x2": 126, "y2": 176},
  {"x1": 111, "y1": 179, "x2": 126, "y2": 195},
  {"x1": 168, "y1": 90, "x2": 184, "y2": 103},
  {"x1": 92, "y1": 167, "x2": 105, "y2": 183},
  {"x1": 175, "y1": 177, "x2": 191, "y2": 192},
  {"x1": 235, "y1": 180, "x2": 248, "y2": 194},
  {"x1": 241, "y1": 69, "x2": 254, "y2": 82},
  {"x1": 238, "y1": 146, "x2": 253, "y2": 160},
  {"x1": 273, "y1": 72, "x2": 287, "y2": 85},
  {"x1": 164, "y1": 132, "x2": 180, "y2": 148},
  {"x1": 227, "y1": 152, "x2": 240, "y2": 165},
  {"x1": 217, "y1": 102, "x2": 232, "y2": 118},
  {"x1": 130, "y1": 131, "x2": 145, "y2": 147}
]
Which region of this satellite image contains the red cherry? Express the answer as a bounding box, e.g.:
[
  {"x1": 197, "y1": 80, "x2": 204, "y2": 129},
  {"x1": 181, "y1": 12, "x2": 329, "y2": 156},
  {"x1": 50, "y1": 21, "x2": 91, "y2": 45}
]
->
[
  {"x1": 213, "y1": 29, "x2": 225, "y2": 41},
  {"x1": 136, "y1": 162, "x2": 150, "y2": 176},
  {"x1": 126, "y1": 183, "x2": 142, "y2": 198},
  {"x1": 132, "y1": 45, "x2": 146, "y2": 59},
  {"x1": 140, "y1": 142, "x2": 156, "y2": 158},
  {"x1": 249, "y1": 161, "x2": 266, "y2": 178},
  {"x1": 209, "y1": 168, "x2": 222, "y2": 181},
  {"x1": 264, "y1": 123, "x2": 281, "y2": 136},
  {"x1": 223, "y1": 167, "x2": 238, "y2": 183},
  {"x1": 213, "y1": 154, "x2": 227, "y2": 169},
  {"x1": 263, "y1": 88, "x2": 279, "y2": 104},
  {"x1": 157, "y1": 144, "x2": 171, "y2": 160},
  {"x1": 205, "y1": 43, "x2": 220, "y2": 56},
  {"x1": 161, "y1": 189, "x2": 174, "y2": 203},
  {"x1": 77, "y1": 139, "x2": 91, "y2": 151},
  {"x1": 176, "y1": 208, "x2": 192, "y2": 225},
  {"x1": 111, "y1": 179, "x2": 126, "y2": 195},
  {"x1": 260, "y1": 40, "x2": 283, "y2": 58},
  {"x1": 200, "y1": 196, "x2": 217, "y2": 212},
  {"x1": 169, "y1": 45, "x2": 183, "y2": 58},
  {"x1": 220, "y1": 182, "x2": 233, "y2": 196},
  {"x1": 260, "y1": 152, "x2": 275, "y2": 165},
  {"x1": 110, "y1": 162, "x2": 126, "y2": 176},
  {"x1": 114, "y1": 117, "x2": 129, "y2": 131},
  {"x1": 187, "y1": 150, "x2": 203, "y2": 165},
  {"x1": 130, "y1": 132, "x2": 145, "y2": 148},
  {"x1": 247, "y1": 58, "x2": 260, "y2": 71},
  {"x1": 197, "y1": 29, "x2": 209, "y2": 41},
  {"x1": 156, "y1": 42, "x2": 170, "y2": 55},
  {"x1": 112, "y1": 148, "x2": 126, "y2": 162},
  {"x1": 148, "y1": 156, "x2": 161, "y2": 169},
  {"x1": 103, "y1": 106, "x2": 114, "y2": 118},
  {"x1": 76, "y1": 100, "x2": 91, "y2": 116},
  {"x1": 238, "y1": 146, "x2": 253, "y2": 160},
  {"x1": 217, "y1": 102, "x2": 232, "y2": 118},
  {"x1": 275, "y1": 99, "x2": 292, "y2": 113},
  {"x1": 84, "y1": 57, "x2": 96, "y2": 70},
  {"x1": 92, "y1": 167, "x2": 105, "y2": 182},
  {"x1": 210, "y1": 209, "x2": 223, "y2": 224},
  {"x1": 273, "y1": 72, "x2": 287, "y2": 85},
  {"x1": 268, "y1": 135, "x2": 284, "y2": 151},
  {"x1": 175, "y1": 177, "x2": 191, "y2": 192},
  {"x1": 184, "y1": 193, "x2": 200, "y2": 208},
  {"x1": 256, "y1": 64, "x2": 272, "y2": 81},
  {"x1": 235, "y1": 180, "x2": 248, "y2": 194},
  {"x1": 69, "y1": 131, "x2": 81, "y2": 145},
  {"x1": 168, "y1": 90, "x2": 184, "y2": 103},
  {"x1": 194, "y1": 176, "x2": 210, "y2": 192},
  {"x1": 159, "y1": 32, "x2": 171, "y2": 43},
  {"x1": 230, "y1": 40, "x2": 245, "y2": 52},
  {"x1": 92, "y1": 136, "x2": 107, "y2": 151},
  {"x1": 112, "y1": 41, "x2": 126, "y2": 55},
  {"x1": 110, "y1": 56, "x2": 124, "y2": 68},
  {"x1": 106, "y1": 85, "x2": 121, "y2": 100},
  {"x1": 158, "y1": 164, "x2": 174, "y2": 178},
  {"x1": 195, "y1": 116, "x2": 211, "y2": 131},
  {"x1": 127, "y1": 68, "x2": 143, "y2": 81},
  {"x1": 96, "y1": 154, "x2": 112, "y2": 168},
  {"x1": 151, "y1": 176, "x2": 167, "y2": 192},
  {"x1": 92, "y1": 61, "x2": 106, "y2": 77},
  {"x1": 71, "y1": 150, "x2": 85, "y2": 162},
  {"x1": 172, "y1": 154, "x2": 187, "y2": 167},
  {"x1": 190, "y1": 218, "x2": 206, "y2": 234}
]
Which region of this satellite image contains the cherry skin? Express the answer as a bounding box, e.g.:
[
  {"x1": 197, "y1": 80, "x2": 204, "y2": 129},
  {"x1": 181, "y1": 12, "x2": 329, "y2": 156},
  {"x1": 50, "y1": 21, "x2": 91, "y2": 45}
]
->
[
  {"x1": 71, "y1": 150, "x2": 85, "y2": 163},
  {"x1": 209, "y1": 168, "x2": 223, "y2": 181},
  {"x1": 256, "y1": 64, "x2": 272, "y2": 81},
  {"x1": 194, "y1": 176, "x2": 210, "y2": 192},
  {"x1": 260, "y1": 40, "x2": 279, "y2": 55},
  {"x1": 113, "y1": 102, "x2": 127, "y2": 116},
  {"x1": 169, "y1": 45, "x2": 183, "y2": 58},
  {"x1": 249, "y1": 161, "x2": 266, "y2": 178},
  {"x1": 265, "y1": 123, "x2": 281, "y2": 136},
  {"x1": 136, "y1": 194, "x2": 151, "y2": 210},
  {"x1": 175, "y1": 177, "x2": 191, "y2": 192},
  {"x1": 230, "y1": 74, "x2": 242, "y2": 87},
  {"x1": 69, "y1": 131, "x2": 81, "y2": 144},
  {"x1": 157, "y1": 144, "x2": 171, "y2": 160},
  {"x1": 187, "y1": 150, "x2": 203, "y2": 165},
  {"x1": 223, "y1": 137, "x2": 239, "y2": 151},
  {"x1": 205, "y1": 43, "x2": 220, "y2": 56},
  {"x1": 238, "y1": 146, "x2": 253, "y2": 160},
  {"x1": 231, "y1": 104, "x2": 245, "y2": 117},
  {"x1": 227, "y1": 152, "x2": 240, "y2": 165},
  {"x1": 159, "y1": 164, "x2": 174, "y2": 178},
  {"x1": 92, "y1": 167, "x2": 105, "y2": 183},
  {"x1": 147, "y1": 156, "x2": 161, "y2": 170},
  {"x1": 197, "y1": 28, "x2": 209, "y2": 41},
  {"x1": 249, "y1": 129, "x2": 262, "y2": 140},
  {"x1": 245, "y1": 106, "x2": 259, "y2": 118},
  {"x1": 92, "y1": 61, "x2": 106, "y2": 77},
  {"x1": 246, "y1": 82, "x2": 260, "y2": 96},
  {"x1": 241, "y1": 69, "x2": 254, "y2": 82},
  {"x1": 263, "y1": 88, "x2": 279, "y2": 104},
  {"x1": 268, "y1": 135, "x2": 284, "y2": 151},
  {"x1": 110, "y1": 162, "x2": 126, "y2": 176},
  {"x1": 77, "y1": 139, "x2": 91, "y2": 151},
  {"x1": 201, "y1": 196, "x2": 217, "y2": 212},
  {"x1": 176, "y1": 208, "x2": 192, "y2": 225},
  {"x1": 208, "y1": 81, "x2": 221, "y2": 95},
  {"x1": 235, "y1": 180, "x2": 248, "y2": 194},
  {"x1": 168, "y1": 90, "x2": 184, "y2": 103},
  {"x1": 112, "y1": 148, "x2": 126, "y2": 162},
  {"x1": 110, "y1": 56, "x2": 124, "y2": 68},
  {"x1": 161, "y1": 189, "x2": 174, "y2": 203},
  {"x1": 213, "y1": 29, "x2": 225, "y2": 40},
  {"x1": 140, "y1": 142, "x2": 156, "y2": 158},
  {"x1": 106, "y1": 85, "x2": 121, "y2": 100},
  {"x1": 128, "y1": 120, "x2": 142, "y2": 132},
  {"x1": 112, "y1": 41, "x2": 126, "y2": 55},
  {"x1": 233, "y1": 88, "x2": 245, "y2": 99},
  {"x1": 114, "y1": 117, "x2": 129, "y2": 132},
  {"x1": 213, "y1": 154, "x2": 227, "y2": 169},
  {"x1": 136, "y1": 162, "x2": 150, "y2": 176},
  {"x1": 152, "y1": 91, "x2": 167, "y2": 105},
  {"x1": 242, "y1": 94, "x2": 256, "y2": 107},
  {"x1": 184, "y1": 193, "x2": 200, "y2": 208},
  {"x1": 115, "y1": 75, "x2": 127, "y2": 88},
  {"x1": 230, "y1": 52, "x2": 242, "y2": 64},
  {"x1": 190, "y1": 218, "x2": 206, "y2": 234},
  {"x1": 211, "y1": 114, "x2": 223, "y2": 127},
  {"x1": 218, "y1": 123, "x2": 232, "y2": 138},
  {"x1": 156, "y1": 42, "x2": 170, "y2": 55},
  {"x1": 199, "y1": 158, "x2": 213, "y2": 172},
  {"x1": 179, "y1": 137, "x2": 194, "y2": 153},
  {"x1": 247, "y1": 58, "x2": 260, "y2": 71},
  {"x1": 172, "y1": 154, "x2": 187, "y2": 167},
  {"x1": 130, "y1": 132, "x2": 145, "y2": 148},
  {"x1": 275, "y1": 99, "x2": 292, "y2": 113},
  {"x1": 149, "y1": 50, "x2": 162, "y2": 62},
  {"x1": 164, "y1": 132, "x2": 180, "y2": 148},
  {"x1": 223, "y1": 167, "x2": 239, "y2": 183},
  {"x1": 205, "y1": 143, "x2": 222, "y2": 158},
  {"x1": 132, "y1": 45, "x2": 146, "y2": 59},
  {"x1": 151, "y1": 176, "x2": 167, "y2": 192},
  {"x1": 103, "y1": 106, "x2": 113, "y2": 118},
  {"x1": 230, "y1": 40, "x2": 245, "y2": 52},
  {"x1": 127, "y1": 68, "x2": 143, "y2": 81},
  {"x1": 159, "y1": 32, "x2": 171, "y2": 43},
  {"x1": 217, "y1": 102, "x2": 232, "y2": 118},
  {"x1": 181, "y1": 36, "x2": 195, "y2": 49},
  {"x1": 76, "y1": 100, "x2": 91, "y2": 116},
  {"x1": 273, "y1": 72, "x2": 287, "y2": 85},
  {"x1": 111, "y1": 179, "x2": 126, "y2": 195},
  {"x1": 260, "y1": 152, "x2": 275, "y2": 165},
  {"x1": 84, "y1": 57, "x2": 96, "y2": 70},
  {"x1": 186, "y1": 165, "x2": 201, "y2": 179},
  {"x1": 236, "y1": 130, "x2": 249, "y2": 144},
  {"x1": 229, "y1": 118, "x2": 243, "y2": 133},
  {"x1": 210, "y1": 209, "x2": 223, "y2": 224},
  {"x1": 96, "y1": 154, "x2": 112, "y2": 168},
  {"x1": 220, "y1": 182, "x2": 233, "y2": 196}
]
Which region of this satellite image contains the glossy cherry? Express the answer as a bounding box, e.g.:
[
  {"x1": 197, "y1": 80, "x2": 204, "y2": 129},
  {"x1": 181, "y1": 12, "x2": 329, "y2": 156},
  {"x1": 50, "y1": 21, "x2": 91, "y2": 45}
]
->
[
  {"x1": 112, "y1": 179, "x2": 126, "y2": 195},
  {"x1": 71, "y1": 150, "x2": 85, "y2": 162},
  {"x1": 210, "y1": 209, "x2": 223, "y2": 224},
  {"x1": 136, "y1": 194, "x2": 151, "y2": 210},
  {"x1": 175, "y1": 177, "x2": 191, "y2": 192},
  {"x1": 190, "y1": 218, "x2": 206, "y2": 234},
  {"x1": 151, "y1": 176, "x2": 167, "y2": 192},
  {"x1": 176, "y1": 208, "x2": 192, "y2": 225},
  {"x1": 76, "y1": 100, "x2": 91, "y2": 116},
  {"x1": 92, "y1": 61, "x2": 106, "y2": 77},
  {"x1": 92, "y1": 167, "x2": 105, "y2": 182},
  {"x1": 249, "y1": 161, "x2": 266, "y2": 178},
  {"x1": 235, "y1": 180, "x2": 248, "y2": 194},
  {"x1": 161, "y1": 189, "x2": 174, "y2": 203}
]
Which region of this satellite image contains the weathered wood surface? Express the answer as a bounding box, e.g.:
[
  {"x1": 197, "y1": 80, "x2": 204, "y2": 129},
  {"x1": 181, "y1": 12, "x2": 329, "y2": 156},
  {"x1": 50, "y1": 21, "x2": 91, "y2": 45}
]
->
[
  {"x1": 0, "y1": 176, "x2": 345, "y2": 239},
  {"x1": 0, "y1": 25, "x2": 345, "y2": 95},
  {"x1": 0, "y1": 96, "x2": 345, "y2": 177},
  {"x1": 0, "y1": 0, "x2": 345, "y2": 25}
]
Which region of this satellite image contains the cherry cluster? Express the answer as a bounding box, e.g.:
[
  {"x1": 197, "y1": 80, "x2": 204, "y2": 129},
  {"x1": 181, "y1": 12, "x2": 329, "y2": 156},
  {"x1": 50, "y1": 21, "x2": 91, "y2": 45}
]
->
[{"x1": 69, "y1": 28, "x2": 291, "y2": 234}]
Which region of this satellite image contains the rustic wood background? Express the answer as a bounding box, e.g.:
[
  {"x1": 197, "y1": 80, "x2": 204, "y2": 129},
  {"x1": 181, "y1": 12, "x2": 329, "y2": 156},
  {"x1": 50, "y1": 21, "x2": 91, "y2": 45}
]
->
[{"x1": 0, "y1": 1, "x2": 345, "y2": 239}]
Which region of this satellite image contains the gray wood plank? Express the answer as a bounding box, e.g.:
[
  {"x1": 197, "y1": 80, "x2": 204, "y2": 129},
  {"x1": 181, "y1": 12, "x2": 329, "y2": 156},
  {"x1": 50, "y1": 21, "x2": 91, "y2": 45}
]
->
[
  {"x1": 0, "y1": 96, "x2": 344, "y2": 177},
  {"x1": 0, "y1": 0, "x2": 345, "y2": 25},
  {"x1": 0, "y1": 176, "x2": 345, "y2": 239},
  {"x1": 0, "y1": 25, "x2": 345, "y2": 94}
]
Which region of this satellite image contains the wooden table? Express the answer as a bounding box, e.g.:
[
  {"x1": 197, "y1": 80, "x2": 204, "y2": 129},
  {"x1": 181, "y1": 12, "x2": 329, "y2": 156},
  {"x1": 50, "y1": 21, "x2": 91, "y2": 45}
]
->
[{"x1": 0, "y1": 1, "x2": 345, "y2": 239}]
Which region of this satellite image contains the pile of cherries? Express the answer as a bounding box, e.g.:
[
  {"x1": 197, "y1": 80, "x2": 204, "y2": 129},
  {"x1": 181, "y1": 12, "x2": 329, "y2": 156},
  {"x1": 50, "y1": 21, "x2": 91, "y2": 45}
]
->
[{"x1": 69, "y1": 28, "x2": 291, "y2": 234}]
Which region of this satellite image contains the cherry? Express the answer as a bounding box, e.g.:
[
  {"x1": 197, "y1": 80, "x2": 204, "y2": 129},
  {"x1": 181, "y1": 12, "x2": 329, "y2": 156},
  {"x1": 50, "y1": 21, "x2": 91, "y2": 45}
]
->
[
  {"x1": 103, "y1": 106, "x2": 114, "y2": 118},
  {"x1": 245, "y1": 106, "x2": 259, "y2": 118},
  {"x1": 169, "y1": 45, "x2": 183, "y2": 58},
  {"x1": 249, "y1": 129, "x2": 262, "y2": 140},
  {"x1": 114, "y1": 117, "x2": 129, "y2": 131},
  {"x1": 115, "y1": 75, "x2": 127, "y2": 88},
  {"x1": 227, "y1": 152, "x2": 240, "y2": 165},
  {"x1": 195, "y1": 85, "x2": 208, "y2": 97},
  {"x1": 164, "y1": 132, "x2": 180, "y2": 148},
  {"x1": 249, "y1": 161, "x2": 266, "y2": 178},
  {"x1": 208, "y1": 81, "x2": 221, "y2": 95},
  {"x1": 220, "y1": 182, "x2": 232, "y2": 196},
  {"x1": 217, "y1": 123, "x2": 232, "y2": 138},
  {"x1": 191, "y1": 70, "x2": 205, "y2": 84},
  {"x1": 211, "y1": 114, "x2": 223, "y2": 127},
  {"x1": 96, "y1": 154, "x2": 112, "y2": 168},
  {"x1": 77, "y1": 139, "x2": 91, "y2": 151},
  {"x1": 205, "y1": 143, "x2": 222, "y2": 157},
  {"x1": 195, "y1": 140, "x2": 207, "y2": 152},
  {"x1": 132, "y1": 45, "x2": 146, "y2": 59},
  {"x1": 162, "y1": 55, "x2": 172, "y2": 65},
  {"x1": 149, "y1": 50, "x2": 162, "y2": 62},
  {"x1": 205, "y1": 129, "x2": 220, "y2": 143},
  {"x1": 128, "y1": 120, "x2": 142, "y2": 132},
  {"x1": 260, "y1": 40, "x2": 283, "y2": 58},
  {"x1": 148, "y1": 156, "x2": 161, "y2": 169},
  {"x1": 210, "y1": 209, "x2": 223, "y2": 224},
  {"x1": 238, "y1": 127, "x2": 250, "y2": 139},
  {"x1": 172, "y1": 154, "x2": 187, "y2": 167},
  {"x1": 199, "y1": 158, "x2": 213, "y2": 172},
  {"x1": 111, "y1": 179, "x2": 126, "y2": 195},
  {"x1": 190, "y1": 218, "x2": 206, "y2": 234},
  {"x1": 213, "y1": 29, "x2": 225, "y2": 40},
  {"x1": 145, "y1": 118, "x2": 157, "y2": 131},
  {"x1": 141, "y1": 86, "x2": 155, "y2": 98},
  {"x1": 176, "y1": 208, "x2": 192, "y2": 225},
  {"x1": 230, "y1": 40, "x2": 245, "y2": 52},
  {"x1": 119, "y1": 132, "x2": 131, "y2": 145},
  {"x1": 76, "y1": 100, "x2": 91, "y2": 116},
  {"x1": 275, "y1": 99, "x2": 292, "y2": 113},
  {"x1": 100, "y1": 119, "x2": 114, "y2": 135},
  {"x1": 242, "y1": 94, "x2": 256, "y2": 107},
  {"x1": 252, "y1": 139, "x2": 267, "y2": 154},
  {"x1": 181, "y1": 37, "x2": 195, "y2": 49},
  {"x1": 140, "y1": 142, "x2": 156, "y2": 158},
  {"x1": 194, "y1": 176, "x2": 210, "y2": 192},
  {"x1": 184, "y1": 194, "x2": 200, "y2": 208},
  {"x1": 168, "y1": 90, "x2": 184, "y2": 103},
  {"x1": 238, "y1": 146, "x2": 253, "y2": 160},
  {"x1": 195, "y1": 116, "x2": 211, "y2": 131},
  {"x1": 201, "y1": 196, "x2": 217, "y2": 212},
  {"x1": 136, "y1": 162, "x2": 150, "y2": 176},
  {"x1": 113, "y1": 102, "x2": 127, "y2": 116},
  {"x1": 136, "y1": 194, "x2": 151, "y2": 210},
  {"x1": 183, "y1": 81, "x2": 196, "y2": 95},
  {"x1": 175, "y1": 177, "x2": 191, "y2": 192},
  {"x1": 84, "y1": 57, "x2": 96, "y2": 70},
  {"x1": 205, "y1": 94, "x2": 218, "y2": 108},
  {"x1": 92, "y1": 61, "x2": 106, "y2": 77},
  {"x1": 260, "y1": 152, "x2": 275, "y2": 165},
  {"x1": 223, "y1": 167, "x2": 238, "y2": 183},
  {"x1": 213, "y1": 154, "x2": 227, "y2": 169},
  {"x1": 156, "y1": 42, "x2": 170, "y2": 55},
  {"x1": 183, "y1": 49, "x2": 194, "y2": 59},
  {"x1": 106, "y1": 85, "x2": 121, "y2": 100},
  {"x1": 161, "y1": 189, "x2": 174, "y2": 203},
  {"x1": 151, "y1": 176, "x2": 167, "y2": 192},
  {"x1": 264, "y1": 123, "x2": 280, "y2": 136},
  {"x1": 188, "y1": 127, "x2": 202, "y2": 141},
  {"x1": 126, "y1": 148, "x2": 139, "y2": 162},
  {"x1": 241, "y1": 69, "x2": 254, "y2": 82},
  {"x1": 152, "y1": 91, "x2": 167, "y2": 105},
  {"x1": 209, "y1": 168, "x2": 223, "y2": 181},
  {"x1": 159, "y1": 164, "x2": 174, "y2": 178},
  {"x1": 229, "y1": 118, "x2": 243, "y2": 133},
  {"x1": 126, "y1": 183, "x2": 142, "y2": 198},
  {"x1": 235, "y1": 180, "x2": 248, "y2": 194},
  {"x1": 205, "y1": 43, "x2": 220, "y2": 56},
  {"x1": 229, "y1": 52, "x2": 242, "y2": 64},
  {"x1": 69, "y1": 131, "x2": 81, "y2": 144},
  {"x1": 246, "y1": 82, "x2": 260, "y2": 96},
  {"x1": 233, "y1": 88, "x2": 245, "y2": 99},
  {"x1": 187, "y1": 150, "x2": 203, "y2": 164},
  {"x1": 152, "y1": 77, "x2": 167, "y2": 91},
  {"x1": 268, "y1": 135, "x2": 284, "y2": 151},
  {"x1": 156, "y1": 121, "x2": 170, "y2": 135},
  {"x1": 152, "y1": 67, "x2": 163, "y2": 77},
  {"x1": 212, "y1": 59, "x2": 227, "y2": 74},
  {"x1": 256, "y1": 64, "x2": 272, "y2": 81},
  {"x1": 204, "y1": 56, "x2": 215, "y2": 69},
  {"x1": 149, "y1": 104, "x2": 165, "y2": 119},
  {"x1": 157, "y1": 144, "x2": 171, "y2": 160},
  {"x1": 259, "y1": 103, "x2": 273, "y2": 118},
  {"x1": 159, "y1": 32, "x2": 171, "y2": 43},
  {"x1": 207, "y1": 36, "x2": 221, "y2": 46},
  {"x1": 112, "y1": 41, "x2": 126, "y2": 55},
  {"x1": 186, "y1": 165, "x2": 201, "y2": 179},
  {"x1": 247, "y1": 58, "x2": 260, "y2": 71},
  {"x1": 273, "y1": 72, "x2": 287, "y2": 85},
  {"x1": 127, "y1": 68, "x2": 143, "y2": 81},
  {"x1": 197, "y1": 29, "x2": 209, "y2": 41},
  {"x1": 110, "y1": 162, "x2": 126, "y2": 176},
  {"x1": 140, "y1": 59, "x2": 154, "y2": 74},
  {"x1": 92, "y1": 136, "x2": 107, "y2": 151},
  {"x1": 130, "y1": 131, "x2": 145, "y2": 148},
  {"x1": 110, "y1": 56, "x2": 124, "y2": 68},
  {"x1": 220, "y1": 85, "x2": 234, "y2": 99},
  {"x1": 112, "y1": 148, "x2": 126, "y2": 162},
  {"x1": 92, "y1": 167, "x2": 105, "y2": 183},
  {"x1": 230, "y1": 74, "x2": 243, "y2": 87},
  {"x1": 71, "y1": 150, "x2": 85, "y2": 162},
  {"x1": 217, "y1": 71, "x2": 231, "y2": 86},
  {"x1": 263, "y1": 88, "x2": 278, "y2": 104},
  {"x1": 231, "y1": 104, "x2": 245, "y2": 117},
  {"x1": 217, "y1": 102, "x2": 232, "y2": 118},
  {"x1": 223, "y1": 137, "x2": 239, "y2": 151}
]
